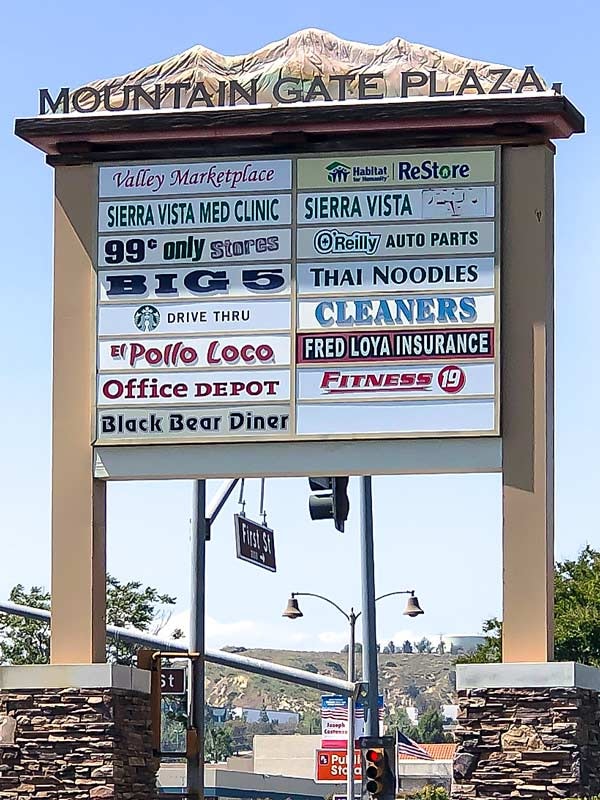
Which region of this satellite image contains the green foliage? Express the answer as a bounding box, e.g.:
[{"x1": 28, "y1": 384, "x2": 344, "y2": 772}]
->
[
  {"x1": 162, "y1": 695, "x2": 187, "y2": 753},
  {"x1": 298, "y1": 708, "x2": 320, "y2": 734},
  {"x1": 415, "y1": 637, "x2": 433, "y2": 654},
  {"x1": 205, "y1": 724, "x2": 235, "y2": 762},
  {"x1": 408, "y1": 786, "x2": 449, "y2": 800},
  {"x1": 0, "y1": 585, "x2": 50, "y2": 664},
  {"x1": 457, "y1": 618, "x2": 502, "y2": 664},
  {"x1": 554, "y1": 546, "x2": 600, "y2": 665},
  {"x1": 0, "y1": 575, "x2": 178, "y2": 665},
  {"x1": 385, "y1": 706, "x2": 418, "y2": 740},
  {"x1": 415, "y1": 707, "x2": 450, "y2": 744},
  {"x1": 461, "y1": 546, "x2": 600, "y2": 667}
]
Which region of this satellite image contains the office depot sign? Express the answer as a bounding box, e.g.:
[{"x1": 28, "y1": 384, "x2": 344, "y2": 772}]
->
[{"x1": 95, "y1": 147, "x2": 499, "y2": 444}]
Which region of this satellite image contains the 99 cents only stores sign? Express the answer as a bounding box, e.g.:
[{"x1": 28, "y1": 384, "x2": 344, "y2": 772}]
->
[{"x1": 96, "y1": 147, "x2": 499, "y2": 444}]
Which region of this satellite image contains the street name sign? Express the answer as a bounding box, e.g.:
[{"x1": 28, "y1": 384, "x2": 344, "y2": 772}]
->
[
  {"x1": 160, "y1": 668, "x2": 186, "y2": 695},
  {"x1": 234, "y1": 514, "x2": 276, "y2": 572}
]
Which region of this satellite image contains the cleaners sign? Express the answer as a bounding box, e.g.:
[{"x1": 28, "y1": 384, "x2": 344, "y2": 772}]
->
[{"x1": 95, "y1": 147, "x2": 500, "y2": 444}]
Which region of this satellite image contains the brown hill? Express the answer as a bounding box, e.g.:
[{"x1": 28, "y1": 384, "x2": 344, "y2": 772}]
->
[{"x1": 205, "y1": 648, "x2": 456, "y2": 714}]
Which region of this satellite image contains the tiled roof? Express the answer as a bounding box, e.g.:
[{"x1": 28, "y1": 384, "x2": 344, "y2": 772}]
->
[{"x1": 398, "y1": 743, "x2": 457, "y2": 761}]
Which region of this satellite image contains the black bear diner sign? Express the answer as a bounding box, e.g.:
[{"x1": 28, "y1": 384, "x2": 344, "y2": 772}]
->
[{"x1": 38, "y1": 67, "x2": 558, "y2": 116}]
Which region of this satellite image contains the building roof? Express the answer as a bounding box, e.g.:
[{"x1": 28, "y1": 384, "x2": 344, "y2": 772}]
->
[{"x1": 398, "y1": 743, "x2": 457, "y2": 761}]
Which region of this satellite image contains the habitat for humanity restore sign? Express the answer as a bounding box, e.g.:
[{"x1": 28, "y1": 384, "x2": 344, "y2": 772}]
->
[{"x1": 95, "y1": 148, "x2": 499, "y2": 444}]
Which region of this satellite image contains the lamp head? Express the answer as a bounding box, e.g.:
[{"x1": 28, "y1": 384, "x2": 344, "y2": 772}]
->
[
  {"x1": 403, "y1": 593, "x2": 424, "y2": 618},
  {"x1": 282, "y1": 596, "x2": 303, "y2": 619}
]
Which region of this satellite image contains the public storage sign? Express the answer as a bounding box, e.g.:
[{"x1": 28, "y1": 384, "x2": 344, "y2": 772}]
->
[{"x1": 95, "y1": 147, "x2": 500, "y2": 444}]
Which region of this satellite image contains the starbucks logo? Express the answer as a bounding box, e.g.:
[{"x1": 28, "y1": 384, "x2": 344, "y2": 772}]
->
[{"x1": 134, "y1": 305, "x2": 160, "y2": 333}]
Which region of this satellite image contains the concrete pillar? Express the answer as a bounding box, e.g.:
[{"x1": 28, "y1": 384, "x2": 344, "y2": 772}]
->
[
  {"x1": 453, "y1": 663, "x2": 600, "y2": 799},
  {"x1": 501, "y1": 145, "x2": 555, "y2": 663},
  {"x1": 0, "y1": 664, "x2": 157, "y2": 798},
  {"x1": 51, "y1": 166, "x2": 106, "y2": 664}
]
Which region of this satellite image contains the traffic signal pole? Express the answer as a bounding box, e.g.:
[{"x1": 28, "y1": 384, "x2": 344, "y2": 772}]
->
[
  {"x1": 347, "y1": 611, "x2": 357, "y2": 800},
  {"x1": 360, "y1": 476, "x2": 379, "y2": 738},
  {"x1": 189, "y1": 479, "x2": 207, "y2": 800}
]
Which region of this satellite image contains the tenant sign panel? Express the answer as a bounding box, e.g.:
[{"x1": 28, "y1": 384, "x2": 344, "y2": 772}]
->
[{"x1": 95, "y1": 147, "x2": 500, "y2": 444}]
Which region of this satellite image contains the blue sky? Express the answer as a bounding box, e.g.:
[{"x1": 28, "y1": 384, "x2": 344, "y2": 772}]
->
[{"x1": 0, "y1": 0, "x2": 597, "y2": 652}]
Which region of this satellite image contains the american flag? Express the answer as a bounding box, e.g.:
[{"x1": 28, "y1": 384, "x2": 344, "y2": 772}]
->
[{"x1": 396, "y1": 729, "x2": 433, "y2": 760}]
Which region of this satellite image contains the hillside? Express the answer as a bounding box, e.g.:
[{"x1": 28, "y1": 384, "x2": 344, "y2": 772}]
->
[{"x1": 205, "y1": 648, "x2": 456, "y2": 714}]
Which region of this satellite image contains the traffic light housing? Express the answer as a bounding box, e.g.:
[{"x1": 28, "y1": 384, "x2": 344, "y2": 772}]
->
[
  {"x1": 308, "y1": 477, "x2": 350, "y2": 532},
  {"x1": 359, "y1": 736, "x2": 395, "y2": 800}
]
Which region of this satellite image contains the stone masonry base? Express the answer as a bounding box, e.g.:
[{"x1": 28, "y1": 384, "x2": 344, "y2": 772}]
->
[
  {"x1": 0, "y1": 666, "x2": 158, "y2": 799},
  {"x1": 453, "y1": 664, "x2": 600, "y2": 799}
]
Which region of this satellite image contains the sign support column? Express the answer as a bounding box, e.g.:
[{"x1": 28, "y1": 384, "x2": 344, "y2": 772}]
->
[
  {"x1": 502, "y1": 145, "x2": 555, "y2": 663},
  {"x1": 51, "y1": 166, "x2": 106, "y2": 664}
]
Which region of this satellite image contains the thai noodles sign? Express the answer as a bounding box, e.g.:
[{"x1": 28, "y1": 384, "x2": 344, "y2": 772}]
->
[{"x1": 96, "y1": 146, "x2": 500, "y2": 444}]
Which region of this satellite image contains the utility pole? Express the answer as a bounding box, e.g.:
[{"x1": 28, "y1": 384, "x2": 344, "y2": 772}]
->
[
  {"x1": 347, "y1": 610, "x2": 357, "y2": 800},
  {"x1": 189, "y1": 480, "x2": 207, "y2": 800},
  {"x1": 360, "y1": 476, "x2": 379, "y2": 737}
]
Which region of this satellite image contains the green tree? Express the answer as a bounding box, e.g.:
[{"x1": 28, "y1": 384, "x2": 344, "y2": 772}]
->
[
  {"x1": 385, "y1": 706, "x2": 418, "y2": 740},
  {"x1": 461, "y1": 546, "x2": 600, "y2": 667},
  {"x1": 416, "y1": 706, "x2": 449, "y2": 744},
  {"x1": 415, "y1": 637, "x2": 433, "y2": 654},
  {"x1": 0, "y1": 576, "x2": 179, "y2": 665},
  {"x1": 0, "y1": 585, "x2": 51, "y2": 664},
  {"x1": 298, "y1": 708, "x2": 320, "y2": 734},
  {"x1": 205, "y1": 724, "x2": 235, "y2": 762},
  {"x1": 458, "y1": 618, "x2": 502, "y2": 664}
]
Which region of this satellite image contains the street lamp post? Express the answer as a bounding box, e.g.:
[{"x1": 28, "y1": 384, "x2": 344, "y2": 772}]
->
[{"x1": 283, "y1": 590, "x2": 423, "y2": 800}]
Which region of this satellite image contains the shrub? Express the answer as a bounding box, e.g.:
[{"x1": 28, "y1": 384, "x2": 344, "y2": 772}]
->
[{"x1": 408, "y1": 786, "x2": 449, "y2": 800}]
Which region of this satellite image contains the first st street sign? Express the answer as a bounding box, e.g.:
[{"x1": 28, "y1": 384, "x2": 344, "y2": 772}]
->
[{"x1": 234, "y1": 514, "x2": 276, "y2": 572}]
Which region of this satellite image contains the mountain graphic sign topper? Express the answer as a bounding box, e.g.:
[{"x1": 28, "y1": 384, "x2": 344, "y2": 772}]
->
[{"x1": 38, "y1": 28, "x2": 557, "y2": 115}]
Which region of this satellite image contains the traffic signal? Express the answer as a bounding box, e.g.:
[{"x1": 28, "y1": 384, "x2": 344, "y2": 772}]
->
[
  {"x1": 359, "y1": 736, "x2": 395, "y2": 800},
  {"x1": 308, "y1": 477, "x2": 349, "y2": 532}
]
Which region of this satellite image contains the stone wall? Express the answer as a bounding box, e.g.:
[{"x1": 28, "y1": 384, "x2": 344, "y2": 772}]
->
[
  {"x1": 452, "y1": 686, "x2": 600, "y2": 799},
  {"x1": 0, "y1": 687, "x2": 158, "y2": 799}
]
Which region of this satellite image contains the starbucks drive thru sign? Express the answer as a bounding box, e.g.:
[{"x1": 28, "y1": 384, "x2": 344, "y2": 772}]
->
[{"x1": 97, "y1": 148, "x2": 499, "y2": 444}]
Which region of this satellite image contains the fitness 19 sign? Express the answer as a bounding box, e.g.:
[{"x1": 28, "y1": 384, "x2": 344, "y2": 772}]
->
[{"x1": 95, "y1": 148, "x2": 499, "y2": 444}]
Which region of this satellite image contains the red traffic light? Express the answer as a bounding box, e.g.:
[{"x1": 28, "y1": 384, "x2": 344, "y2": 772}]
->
[{"x1": 365, "y1": 748, "x2": 384, "y2": 763}]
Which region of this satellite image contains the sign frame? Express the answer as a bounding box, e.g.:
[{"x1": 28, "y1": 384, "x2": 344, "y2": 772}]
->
[{"x1": 94, "y1": 145, "x2": 501, "y2": 446}]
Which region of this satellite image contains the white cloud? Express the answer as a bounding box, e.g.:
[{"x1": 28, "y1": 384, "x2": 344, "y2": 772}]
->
[
  {"x1": 162, "y1": 610, "x2": 313, "y2": 649},
  {"x1": 317, "y1": 630, "x2": 349, "y2": 646}
]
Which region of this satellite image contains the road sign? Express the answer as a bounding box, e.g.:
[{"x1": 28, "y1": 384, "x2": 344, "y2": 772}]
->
[
  {"x1": 161, "y1": 668, "x2": 186, "y2": 695},
  {"x1": 234, "y1": 514, "x2": 276, "y2": 572},
  {"x1": 316, "y1": 749, "x2": 361, "y2": 782}
]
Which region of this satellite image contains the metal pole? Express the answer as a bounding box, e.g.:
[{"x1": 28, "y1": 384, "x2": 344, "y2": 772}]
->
[
  {"x1": 189, "y1": 479, "x2": 207, "y2": 799},
  {"x1": 346, "y1": 612, "x2": 356, "y2": 800},
  {"x1": 360, "y1": 475, "x2": 379, "y2": 737},
  {"x1": 206, "y1": 478, "x2": 239, "y2": 527}
]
